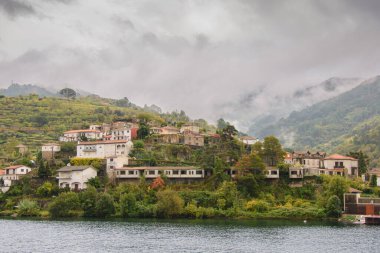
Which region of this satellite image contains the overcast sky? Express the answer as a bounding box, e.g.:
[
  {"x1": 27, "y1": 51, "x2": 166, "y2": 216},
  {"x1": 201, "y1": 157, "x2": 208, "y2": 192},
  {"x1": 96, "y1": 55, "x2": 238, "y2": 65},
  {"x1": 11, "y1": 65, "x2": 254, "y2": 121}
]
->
[{"x1": 1, "y1": 0, "x2": 380, "y2": 129}]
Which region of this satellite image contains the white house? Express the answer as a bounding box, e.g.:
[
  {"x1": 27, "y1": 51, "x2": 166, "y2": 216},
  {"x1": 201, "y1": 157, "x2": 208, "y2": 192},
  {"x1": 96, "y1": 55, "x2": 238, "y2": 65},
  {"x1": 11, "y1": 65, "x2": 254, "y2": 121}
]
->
[
  {"x1": 1, "y1": 165, "x2": 32, "y2": 192},
  {"x1": 56, "y1": 165, "x2": 97, "y2": 190},
  {"x1": 76, "y1": 140, "x2": 133, "y2": 159},
  {"x1": 110, "y1": 128, "x2": 132, "y2": 141},
  {"x1": 59, "y1": 129, "x2": 103, "y2": 142},
  {"x1": 41, "y1": 143, "x2": 61, "y2": 160},
  {"x1": 239, "y1": 136, "x2": 259, "y2": 145},
  {"x1": 323, "y1": 154, "x2": 359, "y2": 177},
  {"x1": 180, "y1": 125, "x2": 200, "y2": 134},
  {"x1": 106, "y1": 156, "x2": 129, "y2": 175},
  {"x1": 367, "y1": 168, "x2": 380, "y2": 186}
]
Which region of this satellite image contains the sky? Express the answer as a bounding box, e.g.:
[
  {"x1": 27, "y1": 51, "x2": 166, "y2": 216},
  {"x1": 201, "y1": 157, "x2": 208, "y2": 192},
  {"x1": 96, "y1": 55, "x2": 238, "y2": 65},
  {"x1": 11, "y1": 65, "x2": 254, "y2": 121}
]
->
[{"x1": 1, "y1": 0, "x2": 380, "y2": 130}]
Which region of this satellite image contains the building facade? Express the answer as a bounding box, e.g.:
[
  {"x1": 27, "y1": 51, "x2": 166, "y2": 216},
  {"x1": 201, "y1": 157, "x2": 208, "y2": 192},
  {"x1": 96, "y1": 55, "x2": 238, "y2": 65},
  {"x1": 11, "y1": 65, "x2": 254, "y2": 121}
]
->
[
  {"x1": 76, "y1": 140, "x2": 133, "y2": 159},
  {"x1": 56, "y1": 166, "x2": 97, "y2": 190}
]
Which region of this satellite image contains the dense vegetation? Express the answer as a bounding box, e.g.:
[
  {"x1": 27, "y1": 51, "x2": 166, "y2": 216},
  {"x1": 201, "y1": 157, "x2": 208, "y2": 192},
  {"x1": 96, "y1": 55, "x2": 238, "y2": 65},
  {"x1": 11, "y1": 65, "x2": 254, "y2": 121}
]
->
[{"x1": 256, "y1": 76, "x2": 380, "y2": 167}]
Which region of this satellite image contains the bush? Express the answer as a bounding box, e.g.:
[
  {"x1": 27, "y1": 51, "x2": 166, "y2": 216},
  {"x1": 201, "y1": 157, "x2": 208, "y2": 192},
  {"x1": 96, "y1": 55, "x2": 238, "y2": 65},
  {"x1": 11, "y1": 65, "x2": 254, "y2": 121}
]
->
[
  {"x1": 18, "y1": 199, "x2": 40, "y2": 216},
  {"x1": 79, "y1": 187, "x2": 98, "y2": 217},
  {"x1": 326, "y1": 195, "x2": 342, "y2": 218},
  {"x1": 120, "y1": 193, "x2": 137, "y2": 217},
  {"x1": 95, "y1": 193, "x2": 115, "y2": 218},
  {"x1": 156, "y1": 190, "x2": 184, "y2": 218},
  {"x1": 36, "y1": 182, "x2": 54, "y2": 197},
  {"x1": 49, "y1": 192, "x2": 82, "y2": 218},
  {"x1": 245, "y1": 199, "x2": 270, "y2": 212}
]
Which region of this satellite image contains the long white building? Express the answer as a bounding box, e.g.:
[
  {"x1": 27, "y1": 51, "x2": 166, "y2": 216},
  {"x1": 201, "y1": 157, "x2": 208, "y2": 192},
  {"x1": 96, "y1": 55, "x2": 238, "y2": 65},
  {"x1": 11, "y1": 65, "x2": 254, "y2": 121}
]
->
[{"x1": 76, "y1": 140, "x2": 133, "y2": 159}]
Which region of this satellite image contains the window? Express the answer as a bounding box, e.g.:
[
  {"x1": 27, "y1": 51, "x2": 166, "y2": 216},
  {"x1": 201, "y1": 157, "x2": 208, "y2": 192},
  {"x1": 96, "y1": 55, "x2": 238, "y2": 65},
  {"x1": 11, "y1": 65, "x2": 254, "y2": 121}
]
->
[
  {"x1": 173, "y1": 170, "x2": 179, "y2": 175},
  {"x1": 181, "y1": 170, "x2": 187, "y2": 175},
  {"x1": 149, "y1": 170, "x2": 155, "y2": 175},
  {"x1": 120, "y1": 171, "x2": 126, "y2": 175},
  {"x1": 196, "y1": 170, "x2": 202, "y2": 175},
  {"x1": 110, "y1": 166, "x2": 114, "y2": 169},
  {"x1": 270, "y1": 170, "x2": 278, "y2": 175},
  {"x1": 128, "y1": 170, "x2": 134, "y2": 175},
  {"x1": 291, "y1": 171, "x2": 297, "y2": 175},
  {"x1": 110, "y1": 158, "x2": 114, "y2": 162},
  {"x1": 21, "y1": 169, "x2": 24, "y2": 172}
]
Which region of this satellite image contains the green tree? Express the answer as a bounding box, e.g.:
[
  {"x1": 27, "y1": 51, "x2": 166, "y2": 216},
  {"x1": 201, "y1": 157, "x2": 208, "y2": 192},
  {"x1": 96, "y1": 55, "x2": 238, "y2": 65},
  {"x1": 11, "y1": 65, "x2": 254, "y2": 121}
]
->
[
  {"x1": 156, "y1": 190, "x2": 184, "y2": 218},
  {"x1": 326, "y1": 195, "x2": 342, "y2": 217},
  {"x1": 217, "y1": 118, "x2": 228, "y2": 130},
  {"x1": 262, "y1": 136, "x2": 285, "y2": 166},
  {"x1": 79, "y1": 187, "x2": 98, "y2": 217},
  {"x1": 49, "y1": 192, "x2": 82, "y2": 218},
  {"x1": 87, "y1": 177, "x2": 102, "y2": 189},
  {"x1": 370, "y1": 175, "x2": 377, "y2": 187},
  {"x1": 36, "y1": 181, "x2": 54, "y2": 197},
  {"x1": 38, "y1": 161, "x2": 51, "y2": 179},
  {"x1": 120, "y1": 192, "x2": 137, "y2": 217},
  {"x1": 95, "y1": 193, "x2": 115, "y2": 218},
  {"x1": 347, "y1": 151, "x2": 369, "y2": 176},
  {"x1": 236, "y1": 174, "x2": 262, "y2": 198},
  {"x1": 235, "y1": 153, "x2": 266, "y2": 175},
  {"x1": 324, "y1": 176, "x2": 349, "y2": 204},
  {"x1": 137, "y1": 123, "x2": 150, "y2": 139},
  {"x1": 215, "y1": 181, "x2": 238, "y2": 209}
]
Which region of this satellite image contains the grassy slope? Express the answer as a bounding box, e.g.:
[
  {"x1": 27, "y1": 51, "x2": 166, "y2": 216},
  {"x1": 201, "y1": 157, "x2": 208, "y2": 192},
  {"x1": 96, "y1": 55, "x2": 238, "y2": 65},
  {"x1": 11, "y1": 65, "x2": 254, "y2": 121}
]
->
[{"x1": 0, "y1": 95, "x2": 161, "y2": 156}]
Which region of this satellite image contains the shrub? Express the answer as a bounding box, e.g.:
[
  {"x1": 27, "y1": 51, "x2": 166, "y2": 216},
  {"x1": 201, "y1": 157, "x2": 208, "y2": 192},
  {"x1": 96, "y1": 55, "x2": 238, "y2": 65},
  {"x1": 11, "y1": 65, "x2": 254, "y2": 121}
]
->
[
  {"x1": 370, "y1": 175, "x2": 377, "y2": 187},
  {"x1": 156, "y1": 189, "x2": 184, "y2": 218},
  {"x1": 18, "y1": 199, "x2": 40, "y2": 216},
  {"x1": 120, "y1": 193, "x2": 137, "y2": 217},
  {"x1": 79, "y1": 187, "x2": 98, "y2": 217},
  {"x1": 95, "y1": 193, "x2": 115, "y2": 218},
  {"x1": 49, "y1": 192, "x2": 82, "y2": 218},
  {"x1": 245, "y1": 199, "x2": 270, "y2": 212},
  {"x1": 326, "y1": 195, "x2": 342, "y2": 218},
  {"x1": 36, "y1": 182, "x2": 54, "y2": 197}
]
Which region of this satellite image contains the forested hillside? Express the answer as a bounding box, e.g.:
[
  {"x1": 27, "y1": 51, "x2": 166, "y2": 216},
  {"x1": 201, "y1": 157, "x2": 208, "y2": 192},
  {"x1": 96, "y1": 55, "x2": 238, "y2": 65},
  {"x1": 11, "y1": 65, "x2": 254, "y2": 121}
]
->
[{"x1": 256, "y1": 76, "x2": 380, "y2": 166}]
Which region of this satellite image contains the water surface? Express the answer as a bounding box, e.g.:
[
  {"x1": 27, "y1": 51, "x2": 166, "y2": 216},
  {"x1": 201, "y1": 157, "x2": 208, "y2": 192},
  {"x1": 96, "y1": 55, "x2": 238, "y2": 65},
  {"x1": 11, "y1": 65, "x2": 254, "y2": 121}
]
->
[{"x1": 0, "y1": 218, "x2": 378, "y2": 252}]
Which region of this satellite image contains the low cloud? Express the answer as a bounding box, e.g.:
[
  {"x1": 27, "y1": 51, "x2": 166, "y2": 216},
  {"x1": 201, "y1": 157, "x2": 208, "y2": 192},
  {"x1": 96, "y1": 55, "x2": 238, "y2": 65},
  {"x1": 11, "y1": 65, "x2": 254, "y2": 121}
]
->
[
  {"x1": 0, "y1": 0, "x2": 380, "y2": 131},
  {"x1": 0, "y1": 0, "x2": 36, "y2": 18}
]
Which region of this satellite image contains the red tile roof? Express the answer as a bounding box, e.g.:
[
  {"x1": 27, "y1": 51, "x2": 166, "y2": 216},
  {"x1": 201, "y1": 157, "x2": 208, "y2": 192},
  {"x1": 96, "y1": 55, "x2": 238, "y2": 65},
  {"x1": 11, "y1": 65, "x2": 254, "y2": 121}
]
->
[
  {"x1": 64, "y1": 129, "x2": 101, "y2": 134},
  {"x1": 324, "y1": 154, "x2": 357, "y2": 161},
  {"x1": 78, "y1": 140, "x2": 129, "y2": 145},
  {"x1": 3, "y1": 165, "x2": 24, "y2": 170}
]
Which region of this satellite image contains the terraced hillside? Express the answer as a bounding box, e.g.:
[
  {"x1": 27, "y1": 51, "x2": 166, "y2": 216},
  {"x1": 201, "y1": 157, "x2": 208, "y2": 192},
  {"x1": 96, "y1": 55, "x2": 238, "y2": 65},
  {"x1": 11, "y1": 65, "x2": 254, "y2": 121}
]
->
[{"x1": 0, "y1": 95, "x2": 162, "y2": 157}]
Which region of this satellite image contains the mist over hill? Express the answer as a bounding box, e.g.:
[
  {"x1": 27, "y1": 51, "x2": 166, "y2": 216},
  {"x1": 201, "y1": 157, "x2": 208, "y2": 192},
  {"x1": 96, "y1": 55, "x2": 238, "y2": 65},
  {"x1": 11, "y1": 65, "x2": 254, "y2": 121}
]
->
[{"x1": 253, "y1": 75, "x2": 380, "y2": 166}]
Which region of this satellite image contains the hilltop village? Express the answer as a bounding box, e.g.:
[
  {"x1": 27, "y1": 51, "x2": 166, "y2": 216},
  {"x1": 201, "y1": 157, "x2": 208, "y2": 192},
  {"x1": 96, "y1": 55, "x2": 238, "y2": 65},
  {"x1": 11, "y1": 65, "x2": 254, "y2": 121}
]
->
[{"x1": 0, "y1": 117, "x2": 379, "y2": 220}]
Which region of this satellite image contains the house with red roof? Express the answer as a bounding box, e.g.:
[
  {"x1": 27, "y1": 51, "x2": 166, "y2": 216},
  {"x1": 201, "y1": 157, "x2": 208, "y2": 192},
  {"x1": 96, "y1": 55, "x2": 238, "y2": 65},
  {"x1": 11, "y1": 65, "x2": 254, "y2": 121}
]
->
[
  {"x1": 59, "y1": 129, "x2": 103, "y2": 142},
  {"x1": 0, "y1": 165, "x2": 33, "y2": 192},
  {"x1": 322, "y1": 154, "x2": 358, "y2": 177}
]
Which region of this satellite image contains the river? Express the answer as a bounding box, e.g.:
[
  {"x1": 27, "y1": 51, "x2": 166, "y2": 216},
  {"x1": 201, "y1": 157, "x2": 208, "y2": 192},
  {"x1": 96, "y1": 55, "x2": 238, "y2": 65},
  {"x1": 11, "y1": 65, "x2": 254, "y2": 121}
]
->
[{"x1": 0, "y1": 218, "x2": 379, "y2": 252}]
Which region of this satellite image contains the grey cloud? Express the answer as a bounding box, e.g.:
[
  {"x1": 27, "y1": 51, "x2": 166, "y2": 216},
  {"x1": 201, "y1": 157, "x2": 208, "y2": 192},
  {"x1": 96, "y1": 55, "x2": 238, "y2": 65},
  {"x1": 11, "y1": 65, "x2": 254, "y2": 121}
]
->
[
  {"x1": 0, "y1": 0, "x2": 36, "y2": 18},
  {"x1": 0, "y1": 0, "x2": 380, "y2": 131}
]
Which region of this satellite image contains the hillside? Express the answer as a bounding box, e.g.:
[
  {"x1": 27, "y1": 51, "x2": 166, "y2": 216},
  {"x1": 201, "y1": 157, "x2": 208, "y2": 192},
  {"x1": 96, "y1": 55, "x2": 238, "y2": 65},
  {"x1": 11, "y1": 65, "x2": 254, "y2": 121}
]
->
[
  {"x1": 0, "y1": 95, "x2": 166, "y2": 157},
  {"x1": 0, "y1": 83, "x2": 57, "y2": 97},
  {"x1": 255, "y1": 75, "x2": 380, "y2": 166}
]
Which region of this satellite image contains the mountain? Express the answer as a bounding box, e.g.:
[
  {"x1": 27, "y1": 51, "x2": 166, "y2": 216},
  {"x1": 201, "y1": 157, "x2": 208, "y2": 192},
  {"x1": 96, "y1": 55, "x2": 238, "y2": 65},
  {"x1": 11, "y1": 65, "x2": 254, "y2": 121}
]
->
[
  {"x1": 254, "y1": 75, "x2": 380, "y2": 166},
  {"x1": 222, "y1": 77, "x2": 362, "y2": 133},
  {"x1": 0, "y1": 83, "x2": 95, "y2": 98},
  {"x1": 0, "y1": 83, "x2": 57, "y2": 97}
]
